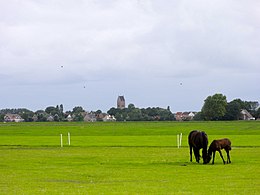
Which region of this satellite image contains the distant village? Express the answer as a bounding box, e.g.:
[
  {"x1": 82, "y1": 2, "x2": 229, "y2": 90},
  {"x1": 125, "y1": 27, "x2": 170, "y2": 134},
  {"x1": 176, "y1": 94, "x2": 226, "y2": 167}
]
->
[{"x1": 1, "y1": 95, "x2": 259, "y2": 122}]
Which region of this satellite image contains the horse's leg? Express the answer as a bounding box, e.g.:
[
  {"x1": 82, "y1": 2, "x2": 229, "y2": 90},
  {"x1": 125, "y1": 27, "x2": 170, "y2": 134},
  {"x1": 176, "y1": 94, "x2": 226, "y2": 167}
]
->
[
  {"x1": 212, "y1": 151, "x2": 216, "y2": 164},
  {"x1": 195, "y1": 149, "x2": 200, "y2": 163},
  {"x1": 190, "y1": 146, "x2": 193, "y2": 162},
  {"x1": 226, "y1": 149, "x2": 231, "y2": 164},
  {"x1": 193, "y1": 148, "x2": 198, "y2": 163},
  {"x1": 218, "y1": 150, "x2": 226, "y2": 164}
]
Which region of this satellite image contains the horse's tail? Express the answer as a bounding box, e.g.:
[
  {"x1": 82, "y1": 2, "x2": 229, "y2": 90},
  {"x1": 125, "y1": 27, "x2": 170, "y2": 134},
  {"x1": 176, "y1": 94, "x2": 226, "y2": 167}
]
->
[
  {"x1": 227, "y1": 140, "x2": 232, "y2": 151},
  {"x1": 188, "y1": 130, "x2": 197, "y2": 145}
]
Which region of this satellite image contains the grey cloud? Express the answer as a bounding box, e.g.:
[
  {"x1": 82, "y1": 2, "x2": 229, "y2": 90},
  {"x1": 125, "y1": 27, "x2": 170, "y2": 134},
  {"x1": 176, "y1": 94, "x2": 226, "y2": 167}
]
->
[{"x1": 0, "y1": 0, "x2": 259, "y2": 111}]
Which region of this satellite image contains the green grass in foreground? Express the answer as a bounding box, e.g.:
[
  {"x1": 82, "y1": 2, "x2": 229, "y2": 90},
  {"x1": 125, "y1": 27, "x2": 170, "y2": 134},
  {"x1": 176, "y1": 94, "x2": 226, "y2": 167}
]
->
[{"x1": 0, "y1": 121, "x2": 260, "y2": 194}]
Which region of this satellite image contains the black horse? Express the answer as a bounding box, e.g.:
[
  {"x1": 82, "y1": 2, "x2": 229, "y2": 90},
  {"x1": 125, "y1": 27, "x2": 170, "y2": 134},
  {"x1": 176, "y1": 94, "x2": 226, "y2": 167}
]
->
[
  {"x1": 188, "y1": 130, "x2": 208, "y2": 164},
  {"x1": 207, "y1": 138, "x2": 231, "y2": 164}
]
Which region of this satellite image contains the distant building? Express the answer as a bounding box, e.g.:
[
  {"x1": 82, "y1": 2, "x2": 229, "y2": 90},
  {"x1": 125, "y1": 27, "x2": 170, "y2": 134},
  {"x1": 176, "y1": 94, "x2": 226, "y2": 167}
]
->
[
  {"x1": 174, "y1": 112, "x2": 196, "y2": 121},
  {"x1": 240, "y1": 109, "x2": 255, "y2": 120},
  {"x1": 47, "y1": 115, "x2": 54, "y2": 122},
  {"x1": 4, "y1": 114, "x2": 24, "y2": 122},
  {"x1": 84, "y1": 112, "x2": 97, "y2": 122},
  {"x1": 182, "y1": 112, "x2": 196, "y2": 121},
  {"x1": 117, "y1": 96, "x2": 125, "y2": 109},
  {"x1": 175, "y1": 112, "x2": 183, "y2": 121},
  {"x1": 66, "y1": 114, "x2": 73, "y2": 122},
  {"x1": 103, "y1": 114, "x2": 116, "y2": 122},
  {"x1": 32, "y1": 114, "x2": 38, "y2": 122}
]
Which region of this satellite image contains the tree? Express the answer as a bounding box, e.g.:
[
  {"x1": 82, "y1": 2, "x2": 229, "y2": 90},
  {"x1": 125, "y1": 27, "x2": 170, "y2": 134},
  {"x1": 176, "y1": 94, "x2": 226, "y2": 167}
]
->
[
  {"x1": 35, "y1": 110, "x2": 48, "y2": 122},
  {"x1": 244, "y1": 101, "x2": 259, "y2": 117},
  {"x1": 72, "y1": 106, "x2": 85, "y2": 122},
  {"x1": 0, "y1": 114, "x2": 5, "y2": 122},
  {"x1": 107, "y1": 107, "x2": 117, "y2": 116},
  {"x1": 73, "y1": 114, "x2": 84, "y2": 122},
  {"x1": 95, "y1": 110, "x2": 102, "y2": 115},
  {"x1": 127, "y1": 104, "x2": 135, "y2": 110},
  {"x1": 45, "y1": 105, "x2": 65, "y2": 121},
  {"x1": 107, "y1": 105, "x2": 174, "y2": 121},
  {"x1": 244, "y1": 101, "x2": 259, "y2": 111},
  {"x1": 45, "y1": 106, "x2": 58, "y2": 115},
  {"x1": 158, "y1": 108, "x2": 175, "y2": 121},
  {"x1": 20, "y1": 110, "x2": 34, "y2": 122},
  {"x1": 72, "y1": 106, "x2": 85, "y2": 114},
  {"x1": 107, "y1": 107, "x2": 126, "y2": 121},
  {"x1": 127, "y1": 107, "x2": 142, "y2": 121},
  {"x1": 224, "y1": 99, "x2": 242, "y2": 120},
  {"x1": 201, "y1": 93, "x2": 227, "y2": 120},
  {"x1": 59, "y1": 104, "x2": 64, "y2": 113},
  {"x1": 255, "y1": 107, "x2": 260, "y2": 119},
  {"x1": 193, "y1": 112, "x2": 203, "y2": 121}
]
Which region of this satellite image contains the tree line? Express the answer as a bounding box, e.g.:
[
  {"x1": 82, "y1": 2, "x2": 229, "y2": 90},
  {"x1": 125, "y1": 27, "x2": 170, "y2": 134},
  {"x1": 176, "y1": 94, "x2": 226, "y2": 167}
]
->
[
  {"x1": 107, "y1": 95, "x2": 259, "y2": 121},
  {"x1": 0, "y1": 104, "x2": 174, "y2": 122},
  {"x1": 0, "y1": 105, "x2": 90, "y2": 122},
  {"x1": 196, "y1": 94, "x2": 259, "y2": 121},
  {"x1": 0, "y1": 94, "x2": 259, "y2": 122},
  {"x1": 107, "y1": 104, "x2": 174, "y2": 121}
]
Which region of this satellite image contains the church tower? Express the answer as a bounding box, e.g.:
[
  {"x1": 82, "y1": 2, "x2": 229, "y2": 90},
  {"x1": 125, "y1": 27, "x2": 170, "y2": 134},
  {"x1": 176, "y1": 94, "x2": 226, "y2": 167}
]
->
[{"x1": 117, "y1": 96, "x2": 125, "y2": 109}]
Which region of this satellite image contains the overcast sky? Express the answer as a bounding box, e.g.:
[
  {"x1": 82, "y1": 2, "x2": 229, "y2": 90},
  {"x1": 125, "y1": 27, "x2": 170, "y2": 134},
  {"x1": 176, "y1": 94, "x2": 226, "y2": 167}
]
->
[{"x1": 0, "y1": 0, "x2": 259, "y2": 112}]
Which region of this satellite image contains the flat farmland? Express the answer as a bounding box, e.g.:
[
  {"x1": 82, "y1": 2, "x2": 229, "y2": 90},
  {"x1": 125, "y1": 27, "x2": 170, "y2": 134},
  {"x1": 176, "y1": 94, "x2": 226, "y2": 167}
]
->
[{"x1": 0, "y1": 121, "x2": 260, "y2": 194}]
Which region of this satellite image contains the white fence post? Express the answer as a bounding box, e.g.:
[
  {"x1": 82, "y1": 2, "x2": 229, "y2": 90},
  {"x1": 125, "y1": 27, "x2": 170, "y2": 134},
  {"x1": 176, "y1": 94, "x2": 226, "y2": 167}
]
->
[
  {"x1": 177, "y1": 134, "x2": 180, "y2": 148},
  {"x1": 180, "y1": 133, "x2": 182, "y2": 148},
  {"x1": 177, "y1": 133, "x2": 183, "y2": 148},
  {"x1": 68, "y1": 132, "x2": 71, "y2": 146},
  {"x1": 60, "y1": 134, "x2": 63, "y2": 147}
]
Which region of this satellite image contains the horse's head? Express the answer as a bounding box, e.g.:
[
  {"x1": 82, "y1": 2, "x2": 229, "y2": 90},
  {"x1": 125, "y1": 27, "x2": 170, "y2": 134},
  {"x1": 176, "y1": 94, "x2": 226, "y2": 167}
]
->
[
  {"x1": 201, "y1": 131, "x2": 209, "y2": 164},
  {"x1": 202, "y1": 150, "x2": 209, "y2": 164},
  {"x1": 206, "y1": 153, "x2": 212, "y2": 164}
]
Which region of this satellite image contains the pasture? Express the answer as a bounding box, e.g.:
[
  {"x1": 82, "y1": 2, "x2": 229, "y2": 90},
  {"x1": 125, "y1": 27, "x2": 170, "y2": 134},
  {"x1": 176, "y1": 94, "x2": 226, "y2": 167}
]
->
[{"x1": 0, "y1": 121, "x2": 260, "y2": 194}]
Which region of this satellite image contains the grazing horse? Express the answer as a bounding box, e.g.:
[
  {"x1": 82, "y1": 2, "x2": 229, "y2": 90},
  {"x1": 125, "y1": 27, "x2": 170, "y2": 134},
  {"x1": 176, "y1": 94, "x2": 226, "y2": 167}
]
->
[
  {"x1": 207, "y1": 138, "x2": 231, "y2": 164},
  {"x1": 188, "y1": 130, "x2": 208, "y2": 164}
]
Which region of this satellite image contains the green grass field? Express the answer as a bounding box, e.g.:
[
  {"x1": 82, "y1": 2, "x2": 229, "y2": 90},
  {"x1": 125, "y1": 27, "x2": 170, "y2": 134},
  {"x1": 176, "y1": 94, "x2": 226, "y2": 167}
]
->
[{"x1": 1, "y1": 121, "x2": 260, "y2": 194}]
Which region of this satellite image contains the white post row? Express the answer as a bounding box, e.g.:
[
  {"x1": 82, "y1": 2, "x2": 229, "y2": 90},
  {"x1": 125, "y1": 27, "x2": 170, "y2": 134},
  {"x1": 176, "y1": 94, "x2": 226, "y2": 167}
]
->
[
  {"x1": 177, "y1": 133, "x2": 182, "y2": 148},
  {"x1": 60, "y1": 132, "x2": 71, "y2": 147}
]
